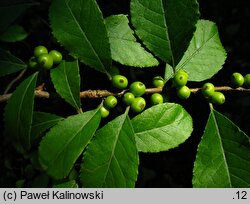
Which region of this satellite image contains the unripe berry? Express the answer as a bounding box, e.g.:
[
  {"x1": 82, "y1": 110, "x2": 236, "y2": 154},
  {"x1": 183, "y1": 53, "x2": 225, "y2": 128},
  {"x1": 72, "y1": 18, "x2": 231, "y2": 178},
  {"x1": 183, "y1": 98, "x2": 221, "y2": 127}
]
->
[
  {"x1": 49, "y1": 50, "x2": 63, "y2": 64},
  {"x1": 37, "y1": 53, "x2": 53, "y2": 69},
  {"x1": 176, "y1": 86, "x2": 191, "y2": 99},
  {"x1": 103, "y1": 96, "x2": 117, "y2": 109},
  {"x1": 231, "y1": 72, "x2": 244, "y2": 87},
  {"x1": 202, "y1": 82, "x2": 215, "y2": 97},
  {"x1": 122, "y1": 92, "x2": 135, "y2": 106},
  {"x1": 112, "y1": 75, "x2": 128, "y2": 89},
  {"x1": 100, "y1": 106, "x2": 110, "y2": 118},
  {"x1": 150, "y1": 93, "x2": 164, "y2": 105},
  {"x1": 152, "y1": 76, "x2": 165, "y2": 88},
  {"x1": 211, "y1": 92, "x2": 225, "y2": 105},
  {"x1": 28, "y1": 56, "x2": 38, "y2": 69},
  {"x1": 131, "y1": 97, "x2": 146, "y2": 113},
  {"x1": 244, "y1": 74, "x2": 250, "y2": 88},
  {"x1": 173, "y1": 69, "x2": 188, "y2": 88},
  {"x1": 34, "y1": 45, "x2": 48, "y2": 57},
  {"x1": 129, "y1": 81, "x2": 146, "y2": 97}
]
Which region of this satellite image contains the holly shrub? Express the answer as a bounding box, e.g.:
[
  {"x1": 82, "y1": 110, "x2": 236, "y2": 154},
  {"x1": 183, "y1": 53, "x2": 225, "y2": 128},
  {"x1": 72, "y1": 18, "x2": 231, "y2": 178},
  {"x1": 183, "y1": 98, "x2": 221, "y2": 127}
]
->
[{"x1": 0, "y1": 0, "x2": 249, "y2": 188}]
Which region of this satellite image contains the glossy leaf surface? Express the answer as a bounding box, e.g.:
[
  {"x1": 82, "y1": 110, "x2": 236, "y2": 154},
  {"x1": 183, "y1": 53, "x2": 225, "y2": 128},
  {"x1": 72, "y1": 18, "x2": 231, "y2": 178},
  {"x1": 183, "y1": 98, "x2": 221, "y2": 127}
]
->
[
  {"x1": 39, "y1": 109, "x2": 101, "y2": 179},
  {"x1": 50, "y1": 0, "x2": 112, "y2": 77},
  {"x1": 81, "y1": 113, "x2": 139, "y2": 187},
  {"x1": 131, "y1": 103, "x2": 193, "y2": 152},
  {"x1": 193, "y1": 109, "x2": 250, "y2": 187},
  {"x1": 105, "y1": 14, "x2": 159, "y2": 67}
]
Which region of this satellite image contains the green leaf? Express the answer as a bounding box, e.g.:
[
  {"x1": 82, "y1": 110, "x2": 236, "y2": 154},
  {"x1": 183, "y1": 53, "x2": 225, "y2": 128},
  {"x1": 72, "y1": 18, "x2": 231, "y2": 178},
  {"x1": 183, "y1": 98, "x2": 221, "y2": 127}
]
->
[
  {"x1": 30, "y1": 173, "x2": 49, "y2": 188},
  {"x1": 50, "y1": 60, "x2": 81, "y2": 111},
  {"x1": 49, "y1": 0, "x2": 112, "y2": 77},
  {"x1": 0, "y1": 0, "x2": 36, "y2": 33},
  {"x1": 131, "y1": 103, "x2": 193, "y2": 152},
  {"x1": 0, "y1": 25, "x2": 28, "y2": 42},
  {"x1": 193, "y1": 109, "x2": 250, "y2": 188},
  {"x1": 4, "y1": 72, "x2": 38, "y2": 151},
  {"x1": 53, "y1": 180, "x2": 78, "y2": 188},
  {"x1": 39, "y1": 108, "x2": 101, "y2": 179},
  {"x1": 31, "y1": 111, "x2": 64, "y2": 143},
  {"x1": 16, "y1": 179, "x2": 25, "y2": 188},
  {"x1": 105, "y1": 14, "x2": 159, "y2": 67},
  {"x1": 176, "y1": 20, "x2": 227, "y2": 82},
  {"x1": 0, "y1": 48, "x2": 27, "y2": 77},
  {"x1": 131, "y1": 0, "x2": 200, "y2": 67},
  {"x1": 164, "y1": 63, "x2": 174, "y2": 82},
  {"x1": 80, "y1": 112, "x2": 139, "y2": 187}
]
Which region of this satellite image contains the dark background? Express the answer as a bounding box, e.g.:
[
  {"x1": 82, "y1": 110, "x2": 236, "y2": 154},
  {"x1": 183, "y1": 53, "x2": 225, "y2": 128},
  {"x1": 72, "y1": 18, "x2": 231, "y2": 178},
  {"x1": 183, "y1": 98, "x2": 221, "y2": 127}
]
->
[{"x1": 0, "y1": 0, "x2": 250, "y2": 187}]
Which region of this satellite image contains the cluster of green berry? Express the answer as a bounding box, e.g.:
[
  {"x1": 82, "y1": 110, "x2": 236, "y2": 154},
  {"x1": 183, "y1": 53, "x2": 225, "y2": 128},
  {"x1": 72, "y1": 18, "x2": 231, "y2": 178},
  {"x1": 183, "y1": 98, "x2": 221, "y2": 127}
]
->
[
  {"x1": 201, "y1": 72, "x2": 250, "y2": 105},
  {"x1": 201, "y1": 83, "x2": 225, "y2": 105},
  {"x1": 28, "y1": 45, "x2": 62, "y2": 70},
  {"x1": 173, "y1": 70, "x2": 191, "y2": 100},
  {"x1": 99, "y1": 69, "x2": 250, "y2": 118},
  {"x1": 100, "y1": 75, "x2": 165, "y2": 118},
  {"x1": 231, "y1": 72, "x2": 250, "y2": 88},
  {"x1": 100, "y1": 95, "x2": 118, "y2": 118}
]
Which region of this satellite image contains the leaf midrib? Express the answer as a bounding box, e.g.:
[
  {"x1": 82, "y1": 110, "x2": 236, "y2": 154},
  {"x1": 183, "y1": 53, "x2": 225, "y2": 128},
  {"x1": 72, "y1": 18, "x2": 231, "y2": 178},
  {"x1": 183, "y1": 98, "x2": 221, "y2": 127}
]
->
[
  {"x1": 0, "y1": 60, "x2": 26, "y2": 67},
  {"x1": 134, "y1": 105, "x2": 185, "y2": 135},
  {"x1": 102, "y1": 114, "x2": 127, "y2": 187},
  {"x1": 65, "y1": 0, "x2": 106, "y2": 73},
  {"x1": 45, "y1": 110, "x2": 98, "y2": 172},
  {"x1": 62, "y1": 62, "x2": 79, "y2": 110},
  {"x1": 16, "y1": 73, "x2": 37, "y2": 149},
  {"x1": 211, "y1": 110, "x2": 232, "y2": 187},
  {"x1": 160, "y1": 0, "x2": 175, "y2": 67},
  {"x1": 32, "y1": 118, "x2": 63, "y2": 130},
  {"x1": 178, "y1": 25, "x2": 218, "y2": 69}
]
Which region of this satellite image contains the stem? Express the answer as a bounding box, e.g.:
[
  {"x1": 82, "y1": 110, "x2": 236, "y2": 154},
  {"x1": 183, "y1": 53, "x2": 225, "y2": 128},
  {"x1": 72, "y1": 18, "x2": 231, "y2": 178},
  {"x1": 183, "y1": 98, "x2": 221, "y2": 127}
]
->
[
  {"x1": 4, "y1": 69, "x2": 27, "y2": 94},
  {"x1": 77, "y1": 108, "x2": 83, "y2": 114},
  {"x1": 125, "y1": 105, "x2": 131, "y2": 115},
  {"x1": 190, "y1": 86, "x2": 250, "y2": 94},
  {"x1": 1, "y1": 86, "x2": 250, "y2": 103},
  {"x1": 209, "y1": 102, "x2": 214, "y2": 110}
]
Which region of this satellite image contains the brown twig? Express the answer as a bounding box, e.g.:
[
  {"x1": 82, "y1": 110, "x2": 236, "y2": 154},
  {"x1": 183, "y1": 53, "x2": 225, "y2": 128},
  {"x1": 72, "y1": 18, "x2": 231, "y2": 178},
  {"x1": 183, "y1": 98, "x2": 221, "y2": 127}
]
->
[
  {"x1": 1, "y1": 86, "x2": 250, "y2": 103},
  {"x1": 4, "y1": 69, "x2": 27, "y2": 94},
  {"x1": 0, "y1": 93, "x2": 12, "y2": 102},
  {"x1": 189, "y1": 86, "x2": 250, "y2": 94}
]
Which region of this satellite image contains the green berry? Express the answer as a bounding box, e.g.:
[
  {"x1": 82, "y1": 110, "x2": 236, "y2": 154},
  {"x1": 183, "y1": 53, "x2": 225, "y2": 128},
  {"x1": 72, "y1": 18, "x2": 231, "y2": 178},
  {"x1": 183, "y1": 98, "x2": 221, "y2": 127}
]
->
[
  {"x1": 176, "y1": 86, "x2": 191, "y2": 99},
  {"x1": 150, "y1": 93, "x2": 164, "y2": 105},
  {"x1": 152, "y1": 76, "x2": 165, "y2": 88},
  {"x1": 122, "y1": 92, "x2": 135, "y2": 106},
  {"x1": 131, "y1": 97, "x2": 146, "y2": 113},
  {"x1": 100, "y1": 106, "x2": 110, "y2": 118},
  {"x1": 211, "y1": 92, "x2": 225, "y2": 105},
  {"x1": 37, "y1": 53, "x2": 53, "y2": 69},
  {"x1": 104, "y1": 96, "x2": 118, "y2": 109},
  {"x1": 202, "y1": 82, "x2": 215, "y2": 97},
  {"x1": 129, "y1": 81, "x2": 146, "y2": 97},
  {"x1": 28, "y1": 56, "x2": 38, "y2": 69},
  {"x1": 34, "y1": 45, "x2": 48, "y2": 57},
  {"x1": 173, "y1": 69, "x2": 188, "y2": 87},
  {"x1": 244, "y1": 74, "x2": 250, "y2": 88},
  {"x1": 112, "y1": 75, "x2": 128, "y2": 89},
  {"x1": 231, "y1": 72, "x2": 244, "y2": 87},
  {"x1": 49, "y1": 50, "x2": 63, "y2": 64},
  {"x1": 177, "y1": 69, "x2": 188, "y2": 75}
]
